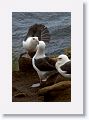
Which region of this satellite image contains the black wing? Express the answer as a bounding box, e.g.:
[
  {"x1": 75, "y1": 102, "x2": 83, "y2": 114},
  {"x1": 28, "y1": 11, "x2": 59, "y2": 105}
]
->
[
  {"x1": 34, "y1": 57, "x2": 56, "y2": 71},
  {"x1": 60, "y1": 61, "x2": 71, "y2": 74},
  {"x1": 41, "y1": 27, "x2": 50, "y2": 42},
  {"x1": 24, "y1": 24, "x2": 50, "y2": 42}
]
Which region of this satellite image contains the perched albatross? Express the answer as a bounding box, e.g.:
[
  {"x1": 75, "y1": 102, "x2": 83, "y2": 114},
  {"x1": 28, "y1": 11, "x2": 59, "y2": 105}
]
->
[
  {"x1": 55, "y1": 54, "x2": 71, "y2": 79},
  {"x1": 31, "y1": 41, "x2": 57, "y2": 87},
  {"x1": 23, "y1": 37, "x2": 39, "y2": 57},
  {"x1": 23, "y1": 24, "x2": 50, "y2": 57}
]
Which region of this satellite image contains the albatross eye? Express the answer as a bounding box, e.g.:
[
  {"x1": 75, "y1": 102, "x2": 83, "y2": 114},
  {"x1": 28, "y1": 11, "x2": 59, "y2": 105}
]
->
[
  {"x1": 58, "y1": 58, "x2": 62, "y2": 60},
  {"x1": 33, "y1": 38, "x2": 35, "y2": 40}
]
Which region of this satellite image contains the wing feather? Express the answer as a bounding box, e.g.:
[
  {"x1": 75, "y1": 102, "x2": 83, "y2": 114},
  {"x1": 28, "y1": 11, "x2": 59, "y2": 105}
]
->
[
  {"x1": 60, "y1": 61, "x2": 71, "y2": 74},
  {"x1": 35, "y1": 57, "x2": 56, "y2": 71}
]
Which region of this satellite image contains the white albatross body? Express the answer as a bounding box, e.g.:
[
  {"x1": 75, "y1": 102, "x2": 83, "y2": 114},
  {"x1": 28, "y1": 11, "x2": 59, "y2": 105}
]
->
[{"x1": 55, "y1": 54, "x2": 71, "y2": 79}]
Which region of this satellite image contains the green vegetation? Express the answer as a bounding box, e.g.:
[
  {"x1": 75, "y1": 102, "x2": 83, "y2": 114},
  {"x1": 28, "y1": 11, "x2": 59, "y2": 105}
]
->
[{"x1": 12, "y1": 61, "x2": 19, "y2": 71}]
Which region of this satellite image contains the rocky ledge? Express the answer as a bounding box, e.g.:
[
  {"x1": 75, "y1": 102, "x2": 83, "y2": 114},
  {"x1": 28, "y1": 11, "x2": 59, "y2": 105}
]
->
[{"x1": 12, "y1": 52, "x2": 71, "y2": 102}]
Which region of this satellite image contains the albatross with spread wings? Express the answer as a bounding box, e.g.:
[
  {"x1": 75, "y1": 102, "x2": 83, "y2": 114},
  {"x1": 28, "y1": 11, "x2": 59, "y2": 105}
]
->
[{"x1": 23, "y1": 24, "x2": 50, "y2": 57}]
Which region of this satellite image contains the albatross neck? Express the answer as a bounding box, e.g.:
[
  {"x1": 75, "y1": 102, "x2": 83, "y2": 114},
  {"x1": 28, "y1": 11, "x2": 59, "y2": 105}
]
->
[{"x1": 34, "y1": 48, "x2": 45, "y2": 59}]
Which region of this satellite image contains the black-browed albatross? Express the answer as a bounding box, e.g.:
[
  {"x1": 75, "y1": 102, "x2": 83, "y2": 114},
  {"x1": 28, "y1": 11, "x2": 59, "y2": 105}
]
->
[
  {"x1": 31, "y1": 41, "x2": 57, "y2": 87},
  {"x1": 55, "y1": 54, "x2": 71, "y2": 79},
  {"x1": 23, "y1": 24, "x2": 50, "y2": 57}
]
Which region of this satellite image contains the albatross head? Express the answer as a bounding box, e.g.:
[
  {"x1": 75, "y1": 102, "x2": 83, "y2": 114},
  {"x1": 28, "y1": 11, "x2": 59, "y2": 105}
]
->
[
  {"x1": 36, "y1": 41, "x2": 46, "y2": 51},
  {"x1": 34, "y1": 41, "x2": 46, "y2": 58},
  {"x1": 56, "y1": 54, "x2": 70, "y2": 66},
  {"x1": 23, "y1": 37, "x2": 39, "y2": 51},
  {"x1": 30, "y1": 37, "x2": 39, "y2": 45}
]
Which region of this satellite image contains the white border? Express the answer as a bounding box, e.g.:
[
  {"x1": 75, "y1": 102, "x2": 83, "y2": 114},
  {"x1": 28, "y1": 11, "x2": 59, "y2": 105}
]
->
[{"x1": 0, "y1": 0, "x2": 83, "y2": 114}]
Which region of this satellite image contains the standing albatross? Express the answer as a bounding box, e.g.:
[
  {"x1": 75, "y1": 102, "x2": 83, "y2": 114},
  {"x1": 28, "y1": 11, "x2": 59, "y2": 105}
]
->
[
  {"x1": 32, "y1": 41, "x2": 57, "y2": 87},
  {"x1": 55, "y1": 54, "x2": 71, "y2": 79}
]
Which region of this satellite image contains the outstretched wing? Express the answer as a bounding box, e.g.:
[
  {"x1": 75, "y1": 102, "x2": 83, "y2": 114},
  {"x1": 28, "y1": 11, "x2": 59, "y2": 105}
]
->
[
  {"x1": 24, "y1": 24, "x2": 50, "y2": 42},
  {"x1": 41, "y1": 26, "x2": 50, "y2": 42}
]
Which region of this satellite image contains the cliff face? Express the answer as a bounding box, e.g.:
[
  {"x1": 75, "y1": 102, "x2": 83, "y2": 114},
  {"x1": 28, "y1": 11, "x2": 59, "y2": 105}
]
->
[
  {"x1": 12, "y1": 53, "x2": 71, "y2": 102},
  {"x1": 12, "y1": 23, "x2": 71, "y2": 102}
]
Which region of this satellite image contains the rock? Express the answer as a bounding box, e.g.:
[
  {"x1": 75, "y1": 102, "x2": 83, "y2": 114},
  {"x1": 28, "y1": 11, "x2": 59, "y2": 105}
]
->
[
  {"x1": 54, "y1": 73, "x2": 70, "y2": 83},
  {"x1": 39, "y1": 73, "x2": 71, "y2": 102},
  {"x1": 12, "y1": 71, "x2": 43, "y2": 102},
  {"x1": 18, "y1": 53, "x2": 33, "y2": 72},
  {"x1": 12, "y1": 87, "x2": 19, "y2": 92},
  {"x1": 14, "y1": 93, "x2": 28, "y2": 98},
  {"x1": 39, "y1": 81, "x2": 71, "y2": 94},
  {"x1": 12, "y1": 69, "x2": 71, "y2": 102},
  {"x1": 38, "y1": 81, "x2": 71, "y2": 102}
]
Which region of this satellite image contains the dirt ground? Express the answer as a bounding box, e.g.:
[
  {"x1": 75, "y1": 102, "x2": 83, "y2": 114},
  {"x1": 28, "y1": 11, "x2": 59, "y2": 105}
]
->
[{"x1": 12, "y1": 68, "x2": 71, "y2": 102}]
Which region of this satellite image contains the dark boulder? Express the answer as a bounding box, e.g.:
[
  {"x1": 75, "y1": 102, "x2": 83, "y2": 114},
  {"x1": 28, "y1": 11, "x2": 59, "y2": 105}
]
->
[
  {"x1": 38, "y1": 81, "x2": 71, "y2": 102},
  {"x1": 18, "y1": 53, "x2": 33, "y2": 72}
]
